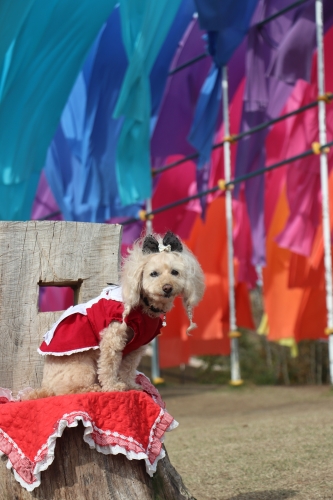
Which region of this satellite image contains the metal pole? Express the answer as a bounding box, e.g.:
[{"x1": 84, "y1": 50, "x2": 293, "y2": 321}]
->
[
  {"x1": 222, "y1": 66, "x2": 242, "y2": 385},
  {"x1": 145, "y1": 198, "x2": 153, "y2": 235},
  {"x1": 151, "y1": 336, "x2": 163, "y2": 384},
  {"x1": 146, "y1": 197, "x2": 164, "y2": 384},
  {"x1": 315, "y1": 0, "x2": 333, "y2": 383}
]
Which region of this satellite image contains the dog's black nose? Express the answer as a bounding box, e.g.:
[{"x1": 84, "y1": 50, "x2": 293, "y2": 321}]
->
[{"x1": 162, "y1": 284, "x2": 173, "y2": 295}]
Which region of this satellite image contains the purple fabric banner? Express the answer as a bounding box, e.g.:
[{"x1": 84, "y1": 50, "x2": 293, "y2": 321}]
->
[
  {"x1": 151, "y1": 19, "x2": 211, "y2": 169},
  {"x1": 234, "y1": 0, "x2": 324, "y2": 266}
]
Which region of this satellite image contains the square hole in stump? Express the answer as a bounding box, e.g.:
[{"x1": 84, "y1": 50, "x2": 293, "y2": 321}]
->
[{"x1": 38, "y1": 283, "x2": 81, "y2": 312}]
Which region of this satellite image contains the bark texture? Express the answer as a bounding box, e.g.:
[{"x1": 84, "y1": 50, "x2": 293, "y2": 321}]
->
[{"x1": 0, "y1": 424, "x2": 195, "y2": 499}]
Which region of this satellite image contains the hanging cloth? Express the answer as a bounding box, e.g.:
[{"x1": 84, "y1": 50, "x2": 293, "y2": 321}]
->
[
  {"x1": 234, "y1": 0, "x2": 333, "y2": 266},
  {"x1": 113, "y1": 0, "x2": 182, "y2": 206},
  {"x1": 188, "y1": 0, "x2": 259, "y2": 170},
  {"x1": 43, "y1": 2, "x2": 193, "y2": 222},
  {"x1": 0, "y1": 0, "x2": 116, "y2": 220}
]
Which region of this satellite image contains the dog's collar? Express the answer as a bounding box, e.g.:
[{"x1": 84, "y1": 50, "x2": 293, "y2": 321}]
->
[{"x1": 141, "y1": 294, "x2": 166, "y2": 314}]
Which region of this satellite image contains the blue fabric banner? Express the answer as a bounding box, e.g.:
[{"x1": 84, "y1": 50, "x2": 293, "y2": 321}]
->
[
  {"x1": 44, "y1": 2, "x2": 193, "y2": 222},
  {"x1": 113, "y1": 0, "x2": 182, "y2": 206},
  {"x1": 0, "y1": 0, "x2": 116, "y2": 220},
  {"x1": 188, "y1": 0, "x2": 259, "y2": 172}
]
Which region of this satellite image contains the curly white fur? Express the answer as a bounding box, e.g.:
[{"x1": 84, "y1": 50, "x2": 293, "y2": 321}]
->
[
  {"x1": 23, "y1": 232, "x2": 205, "y2": 400},
  {"x1": 121, "y1": 233, "x2": 205, "y2": 332}
]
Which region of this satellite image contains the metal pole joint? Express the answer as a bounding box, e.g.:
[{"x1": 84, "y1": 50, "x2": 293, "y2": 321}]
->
[
  {"x1": 312, "y1": 141, "x2": 330, "y2": 155},
  {"x1": 138, "y1": 209, "x2": 154, "y2": 222},
  {"x1": 217, "y1": 179, "x2": 234, "y2": 191},
  {"x1": 228, "y1": 330, "x2": 242, "y2": 339},
  {"x1": 317, "y1": 92, "x2": 333, "y2": 103}
]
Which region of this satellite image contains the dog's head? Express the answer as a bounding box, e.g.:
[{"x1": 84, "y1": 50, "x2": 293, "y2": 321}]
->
[{"x1": 121, "y1": 232, "x2": 205, "y2": 332}]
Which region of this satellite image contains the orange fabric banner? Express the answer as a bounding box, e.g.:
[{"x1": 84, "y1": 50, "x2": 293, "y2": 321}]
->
[
  {"x1": 262, "y1": 185, "x2": 303, "y2": 342},
  {"x1": 159, "y1": 196, "x2": 254, "y2": 368}
]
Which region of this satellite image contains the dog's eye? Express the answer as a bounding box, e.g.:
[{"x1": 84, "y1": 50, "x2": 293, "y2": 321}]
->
[
  {"x1": 171, "y1": 270, "x2": 179, "y2": 276},
  {"x1": 150, "y1": 271, "x2": 159, "y2": 277}
]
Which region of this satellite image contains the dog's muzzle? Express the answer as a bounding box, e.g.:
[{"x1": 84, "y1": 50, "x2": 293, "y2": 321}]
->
[{"x1": 162, "y1": 284, "x2": 173, "y2": 297}]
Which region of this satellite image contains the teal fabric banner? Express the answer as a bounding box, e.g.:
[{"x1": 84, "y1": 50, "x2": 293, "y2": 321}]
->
[
  {"x1": 0, "y1": 0, "x2": 116, "y2": 220},
  {"x1": 0, "y1": 0, "x2": 34, "y2": 67},
  {"x1": 114, "y1": 0, "x2": 182, "y2": 206}
]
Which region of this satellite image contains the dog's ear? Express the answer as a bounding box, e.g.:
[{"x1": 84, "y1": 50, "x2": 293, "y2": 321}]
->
[
  {"x1": 121, "y1": 254, "x2": 145, "y2": 311},
  {"x1": 163, "y1": 231, "x2": 183, "y2": 252},
  {"x1": 182, "y1": 252, "x2": 205, "y2": 308},
  {"x1": 142, "y1": 235, "x2": 159, "y2": 254},
  {"x1": 121, "y1": 240, "x2": 147, "y2": 310},
  {"x1": 181, "y1": 247, "x2": 205, "y2": 333}
]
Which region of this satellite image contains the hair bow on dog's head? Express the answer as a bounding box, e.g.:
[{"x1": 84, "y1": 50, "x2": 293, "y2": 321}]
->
[
  {"x1": 162, "y1": 231, "x2": 183, "y2": 252},
  {"x1": 142, "y1": 235, "x2": 159, "y2": 254},
  {"x1": 142, "y1": 231, "x2": 183, "y2": 254}
]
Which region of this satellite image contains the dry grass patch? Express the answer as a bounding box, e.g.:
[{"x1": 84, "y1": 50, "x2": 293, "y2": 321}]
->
[{"x1": 160, "y1": 385, "x2": 333, "y2": 500}]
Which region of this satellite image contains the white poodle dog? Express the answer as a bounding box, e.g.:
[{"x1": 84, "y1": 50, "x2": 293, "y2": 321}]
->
[{"x1": 25, "y1": 231, "x2": 205, "y2": 399}]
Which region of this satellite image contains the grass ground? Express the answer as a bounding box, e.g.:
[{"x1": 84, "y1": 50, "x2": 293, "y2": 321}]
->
[{"x1": 159, "y1": 385, "x2": 333, "y2": 500}]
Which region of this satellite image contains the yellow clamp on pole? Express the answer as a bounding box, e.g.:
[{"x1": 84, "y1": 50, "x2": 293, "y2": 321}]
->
[
  {"x1": 229, "y1": 379, "x2": 244, "y2": 386},
  {"x1": 224, "y1": 134, "x2": 237, "y2": 143},
  {"x1": 318, "y1": 93, "x2": 333, "y2": 104},
  {"x1": 312, "y1": 142, "x2": 321, "y2": 154},
  {"x1": 217, "y1": 179, "x2": 234, "y2": 191},
  {"x1": 228, "y1": 330, "x2": 242, "y2": 339},
  {"x1": 312, "y1": 142, "x2": 330, "y2": 155},
  {"x1": 228, "y1": 330, "x2": 243, "y2": 385},
  {"x1": 138, "y1": 210, "x2": 154, "y2": 221},
  {"x1": 324, "y1": 327, "x2": 333, "y2": 336},
  {"x1": 153, "y1": 377, "x2": 165, "y2": 385}
]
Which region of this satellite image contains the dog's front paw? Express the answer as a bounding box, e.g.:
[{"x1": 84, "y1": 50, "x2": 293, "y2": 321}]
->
[{"x1": 103, "y1": 381, "x2": 129, "y2": 392}]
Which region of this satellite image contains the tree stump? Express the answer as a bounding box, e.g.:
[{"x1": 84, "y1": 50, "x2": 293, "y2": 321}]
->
[
  {"x1": 0, "y1": 425, "x2": 195, "y2": 500},
  {"x1": 0, "y1": 221, "x2": 195, "y2": 499}
]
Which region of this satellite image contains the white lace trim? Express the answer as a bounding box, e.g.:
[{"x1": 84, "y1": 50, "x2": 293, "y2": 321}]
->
[
  {"x1": 0, "y1": 427, "x2": 29, "y2": 491},
  {"x1": 0, "y1": 373, "x2": 177, "y2": 491},
  {"x1": 0, "y1": 406, "x2": 176, "y2": 491},
  {"x1": 166, "y1": 419, "x2": 179, "y2": 432},
  {"x1": 37, "y1": 345, "x2": 100, "y2": 356},
  {"x1": 0, "y1": 387, "x2": 34, "y2": 402},
  {"x1": 0, "y1": 388, "x2": 18, "y2": 402},
  {"x1": 43, "y1": 285, "x2": 123, "y2": 345}
]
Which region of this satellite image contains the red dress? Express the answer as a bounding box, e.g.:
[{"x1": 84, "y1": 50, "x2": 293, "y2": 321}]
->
[{"x1": 38, "y1": 286, "x2": 162, "y2": 357}]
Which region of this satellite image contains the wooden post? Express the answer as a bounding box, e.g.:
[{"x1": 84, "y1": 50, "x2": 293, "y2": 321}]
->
[
  {"x1": 0, "y1": 221, "x2": 122, "y2": 392},
  {"x1": 0, "y1": 221, "x2": 194, "y2": 499}
]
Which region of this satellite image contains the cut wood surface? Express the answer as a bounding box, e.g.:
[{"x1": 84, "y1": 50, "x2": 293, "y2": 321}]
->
[
  {"x1": 0, "y1": 425, "x2": 195, "y2": 500},
  {"x1": 0, "y1": 221, "x2": 122, "y2": 392}
]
